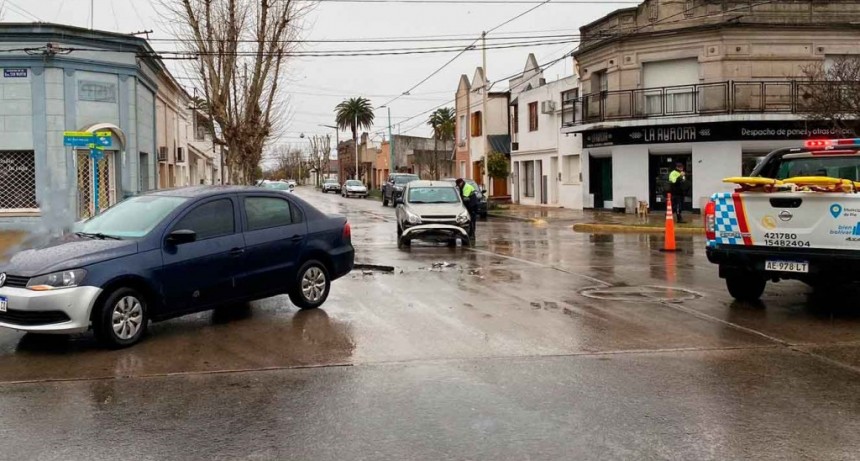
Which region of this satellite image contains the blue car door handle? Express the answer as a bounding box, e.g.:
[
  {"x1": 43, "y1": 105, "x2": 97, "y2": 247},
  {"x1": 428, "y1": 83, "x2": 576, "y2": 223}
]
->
[
  {"x1": 229, "y1": 247, "x2": 245, "y2": 256},
  {"x1": 290, "y1": 234, "x2": 304, "y2": 242}
]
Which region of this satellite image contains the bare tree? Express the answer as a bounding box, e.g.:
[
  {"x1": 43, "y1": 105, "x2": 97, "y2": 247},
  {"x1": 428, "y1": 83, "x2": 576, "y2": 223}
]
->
[
  {"x1": 162, "y1": 0, "x2": 312, "y2": 183},
  {"x1": 308, "y1": 134, "x2": 331, "y2": 186},
  {"x1": 800, "y1": 57, "x2": 860, "y2": 132}
]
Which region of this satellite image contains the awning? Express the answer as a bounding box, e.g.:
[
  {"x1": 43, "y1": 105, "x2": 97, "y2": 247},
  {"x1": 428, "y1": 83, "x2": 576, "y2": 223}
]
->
[{"x1": 488, "y1": 135, "x2": 511, "y2": 155}]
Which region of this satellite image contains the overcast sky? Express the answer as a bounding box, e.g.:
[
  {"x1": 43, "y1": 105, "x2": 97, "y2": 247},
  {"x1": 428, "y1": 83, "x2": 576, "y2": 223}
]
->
[{"x1": 1, "y1": 0, "x2": 630, "y2": 149}]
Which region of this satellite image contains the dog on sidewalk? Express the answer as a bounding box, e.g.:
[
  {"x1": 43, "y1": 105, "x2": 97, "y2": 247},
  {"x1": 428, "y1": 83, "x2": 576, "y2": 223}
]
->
[{"x1": 636, "y1": 201, "x2": 649, "y2": 218}]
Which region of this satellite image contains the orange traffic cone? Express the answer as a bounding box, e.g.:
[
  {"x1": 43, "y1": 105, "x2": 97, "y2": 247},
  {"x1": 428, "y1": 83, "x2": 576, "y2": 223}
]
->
[{"x1": 661, "y1": 193, "x2": 679, "y2": 252}]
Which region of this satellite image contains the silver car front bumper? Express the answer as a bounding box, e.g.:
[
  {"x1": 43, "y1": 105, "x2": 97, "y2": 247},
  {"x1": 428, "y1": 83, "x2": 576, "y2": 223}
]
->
[
  {"x1": 0, "y1": 286, "x2": 103, "y2": 334},
  {"x1": 402, "y1": 223, "x2": 469, "y2": 240}
]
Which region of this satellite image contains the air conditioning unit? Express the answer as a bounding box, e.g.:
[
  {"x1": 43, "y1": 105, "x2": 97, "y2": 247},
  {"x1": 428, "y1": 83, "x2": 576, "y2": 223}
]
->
[
  {"x1": 541, "y1": 100, "x2": 556, "y2": 114},
  {"x1": 158, "y1": 146, "x2": 168, "y2": 162}
]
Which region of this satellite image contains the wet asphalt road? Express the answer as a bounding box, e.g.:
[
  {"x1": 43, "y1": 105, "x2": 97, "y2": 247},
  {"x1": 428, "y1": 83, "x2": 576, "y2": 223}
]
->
[{"x1": 1, "y1": 187, "x2": 859, "y2": 460}]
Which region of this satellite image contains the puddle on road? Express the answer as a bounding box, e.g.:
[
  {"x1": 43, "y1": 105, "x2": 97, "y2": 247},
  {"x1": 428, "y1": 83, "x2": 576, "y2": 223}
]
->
[{"x1": 579, "y1": 285, "x2": 703, "y2": 304}]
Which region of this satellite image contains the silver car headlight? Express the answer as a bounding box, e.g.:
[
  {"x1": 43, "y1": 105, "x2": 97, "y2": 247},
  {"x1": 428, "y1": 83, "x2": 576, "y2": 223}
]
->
[
  {"x1": 406, "y1": 210, "x2": 422, "y2": 225},
  {"x1": 394, "y1": 185, "x2": 403, "y2": 191},
  {"x1": 456, "y1": 210, "x2": 470, "y2": 224},
  {"x1": 27, "y1": 269, "x2": 87, "y2": 291}
]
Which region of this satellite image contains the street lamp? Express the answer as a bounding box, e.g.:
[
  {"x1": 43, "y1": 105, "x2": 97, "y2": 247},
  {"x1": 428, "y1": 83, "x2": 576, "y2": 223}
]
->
[{"x1": 378, "y1": 105, "x2": 395, "y2": 178}]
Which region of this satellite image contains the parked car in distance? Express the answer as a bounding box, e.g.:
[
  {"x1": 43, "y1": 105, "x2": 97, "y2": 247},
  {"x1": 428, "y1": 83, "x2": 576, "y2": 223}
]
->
[
  {"x1": 441, "y1": 178, "x2": 488, "y2": 218},
  {"x1": 322, "y1": 179, "x2": 341, "y2": 194},
  {"x1": 286, "y1": 179, "x2": 298, "y2": 187},
  {"x1": 0, "y1": 186, "x2": 354, "y2": 348},
  {"x1": 260, "y1": 180, "x2": 293, "y2": 192},
  {"x1": 342, "y1": 180, "x2": 368, "y2": 198},
  {"x1": 382, "y1": 173, "x2": 420, "y2": 207},
  {"x1": 395, "y1": 180, "x2": 470, "y2": 249}
]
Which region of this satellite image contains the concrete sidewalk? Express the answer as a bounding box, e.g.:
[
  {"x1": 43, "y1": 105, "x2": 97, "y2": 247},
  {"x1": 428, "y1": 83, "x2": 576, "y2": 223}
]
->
[{"x1": 488, "y1": 204, "x2": 704, "y2": 234}]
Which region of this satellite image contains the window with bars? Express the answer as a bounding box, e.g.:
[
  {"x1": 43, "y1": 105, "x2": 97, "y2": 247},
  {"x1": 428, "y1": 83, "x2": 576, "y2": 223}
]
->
[{"x1": 0, "y1": 151, "x2": 37, "y2": 211}]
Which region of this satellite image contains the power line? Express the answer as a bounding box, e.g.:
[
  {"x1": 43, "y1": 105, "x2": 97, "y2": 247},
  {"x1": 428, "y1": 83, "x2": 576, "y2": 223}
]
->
[
  {"x1": 1, "y1": 36, "x2": 580, "y2": 58},
  {"x1": 314, "y1": 0, "x2": 635, "y2": 3},
  {"x1": 398, "y1": 48, "x2": 573, "y2": 135},
  {"x1": 144, "y1": 33, "x2": 580, "y2": 44},
  {"x1": 3, "y1": 0, "x2": 41, "y2": 21},
  {"x1": 379, "y1": 0, "x2": 555, "y2": 108}
]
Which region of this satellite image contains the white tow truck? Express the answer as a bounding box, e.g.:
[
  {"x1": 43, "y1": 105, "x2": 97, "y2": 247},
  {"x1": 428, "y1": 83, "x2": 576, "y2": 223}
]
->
[{"x1": 705, "y1": 138, "x2": 860, "y2": 301}]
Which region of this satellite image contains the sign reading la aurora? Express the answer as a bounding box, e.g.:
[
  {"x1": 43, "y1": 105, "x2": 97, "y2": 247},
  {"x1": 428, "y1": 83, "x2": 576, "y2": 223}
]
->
[{"x1": 582, "y1": 121, "x2": 857, "y2": 148}]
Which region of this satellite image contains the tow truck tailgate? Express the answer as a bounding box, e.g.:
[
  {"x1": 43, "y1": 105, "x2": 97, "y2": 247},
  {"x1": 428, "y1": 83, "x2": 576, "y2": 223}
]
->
[{"x1": 713, "y1": 192, "x2": 860, "y2": 251}]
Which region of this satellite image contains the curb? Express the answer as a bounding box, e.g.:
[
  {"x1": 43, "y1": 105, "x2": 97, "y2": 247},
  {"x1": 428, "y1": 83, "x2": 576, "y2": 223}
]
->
[{"x1": 572, "y1": 223, "x2": 705, "y2": 235}]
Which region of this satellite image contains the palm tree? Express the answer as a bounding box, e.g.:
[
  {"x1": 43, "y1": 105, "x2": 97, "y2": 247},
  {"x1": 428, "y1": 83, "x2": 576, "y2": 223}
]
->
[
  {"x1": 335, "y1": 97, "x2": 375, "y2": 179},
  {"x1": 428, "y1": 107, "x2": 456, "y2": 179}
]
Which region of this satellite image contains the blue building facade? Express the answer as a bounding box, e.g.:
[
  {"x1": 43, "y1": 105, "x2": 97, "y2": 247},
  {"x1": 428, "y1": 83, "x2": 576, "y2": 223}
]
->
[{"x1": 0, "y1": 24, "x2": 163, "y2": 232}]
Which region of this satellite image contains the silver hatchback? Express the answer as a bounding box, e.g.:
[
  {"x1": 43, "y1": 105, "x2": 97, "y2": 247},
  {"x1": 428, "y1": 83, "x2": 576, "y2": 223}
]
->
[{"x1": 395, "y1": 180, "x2": 470, "y2": 248}]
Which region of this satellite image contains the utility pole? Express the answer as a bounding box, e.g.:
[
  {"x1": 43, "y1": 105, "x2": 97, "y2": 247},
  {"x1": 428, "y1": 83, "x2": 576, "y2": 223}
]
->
[
  {"x1": 380, "y1": 105, "x2": 395, "y2": 177},
  {"x1": 388, "y1": 107, "x2": 395, "y2": 175},
  {"x1": 481, "y1": 31, "x2": 490, "y2": 194},
  {"x1": 354, "y1": 113, "x2": 359, "y2": 180},
  {"x1": 90, "y1": 0, "x2": 94, "y2": 30}
]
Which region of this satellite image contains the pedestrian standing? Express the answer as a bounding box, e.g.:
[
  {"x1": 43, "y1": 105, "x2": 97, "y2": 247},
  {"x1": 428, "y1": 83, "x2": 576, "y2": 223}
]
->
[
  {"x1": 456, "y1": 178, "x2": 478, "y2": 243},
  {"x1": 668, "y1": 163, "x2": 687, "y2": 223}
]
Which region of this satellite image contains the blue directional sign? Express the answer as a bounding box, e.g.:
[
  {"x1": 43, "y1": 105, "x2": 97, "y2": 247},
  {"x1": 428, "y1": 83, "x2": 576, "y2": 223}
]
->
[
  {"x1": 94, "y1": 131, "x2": 112, "y2": 147},
  {"x1": 63, "y1": 131, "x2": 112, "y2": 148},
  {"x1": 90, "y1": 147, "x2": 105, "y2": 161}
]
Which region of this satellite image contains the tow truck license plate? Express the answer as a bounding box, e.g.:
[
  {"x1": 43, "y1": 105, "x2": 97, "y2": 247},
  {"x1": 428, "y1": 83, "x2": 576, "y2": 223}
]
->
[
  {"x1": 0, "y1": 296, "x2": 6, "y2": 312},
  {"x1": 765, "y1": 260, "x2": 809, "y2": 273}
]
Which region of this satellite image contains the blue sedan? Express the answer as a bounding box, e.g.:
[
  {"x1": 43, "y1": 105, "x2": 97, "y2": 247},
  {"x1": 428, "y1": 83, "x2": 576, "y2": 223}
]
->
[{"x1": 0, "y1": 186, "x2": 354, "y2": 348}]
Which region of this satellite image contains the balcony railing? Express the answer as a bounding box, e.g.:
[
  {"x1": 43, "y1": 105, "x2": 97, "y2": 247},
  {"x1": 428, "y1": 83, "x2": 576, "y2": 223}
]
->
[{"x1": 561, "y1": 80, "x2": 843, "y2": 127}]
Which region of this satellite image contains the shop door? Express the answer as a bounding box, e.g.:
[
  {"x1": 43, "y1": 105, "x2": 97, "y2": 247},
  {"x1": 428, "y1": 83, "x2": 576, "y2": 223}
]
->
[
  {"x1": 76, "y1": 150, "x2": 117, "y2": 219},
  {"x1": 649, "y1": 154, "x2": 692, "y2": 211},
  {"x1": 589, "y1": 156, "x2": 613, "y2": 209}
]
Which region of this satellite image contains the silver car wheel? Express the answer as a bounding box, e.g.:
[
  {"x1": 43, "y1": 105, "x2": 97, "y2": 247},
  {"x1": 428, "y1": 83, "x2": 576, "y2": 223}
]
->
[
  {"x1": 301, "y1": 267, "x2": 326, "y2": 302},
  {"x1": 112, "y1": 295, "x2": 143, "y2": 340}
]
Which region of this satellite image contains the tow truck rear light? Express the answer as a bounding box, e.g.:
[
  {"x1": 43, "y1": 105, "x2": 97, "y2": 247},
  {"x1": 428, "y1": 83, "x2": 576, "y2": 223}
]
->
[{"x1": 704, "y1": 200, "x2": 716, "y2": 241}]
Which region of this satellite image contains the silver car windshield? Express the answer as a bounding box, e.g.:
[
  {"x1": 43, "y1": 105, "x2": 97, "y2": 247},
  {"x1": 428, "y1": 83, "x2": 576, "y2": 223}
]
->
[
  {"x1": 75, "y1": 195, "x2": 188, "y2": 239},
  {"x1": 346, "y1": 180, "x2": 363, "y2": 186},
  {"x1": 408, "y1": 187, "x2": 460, "y2": 204}
]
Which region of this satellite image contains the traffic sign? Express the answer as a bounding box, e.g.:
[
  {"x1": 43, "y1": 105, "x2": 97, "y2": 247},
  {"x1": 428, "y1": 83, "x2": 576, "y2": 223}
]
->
[
  {"x1": 63, "y1": 131, "x2": 112, "y2": 147},
  {"x1": 90, "y1": 148, "x2": 104, "y2": 161},
  {"x1": 94, "y1": 131, "x2": 112, "y2": 146}
]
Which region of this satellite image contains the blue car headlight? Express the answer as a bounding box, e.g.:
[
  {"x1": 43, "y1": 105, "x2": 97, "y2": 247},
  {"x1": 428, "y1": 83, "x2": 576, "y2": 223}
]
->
[{"x1": 27, "y1": 269, "x2": 87, "y2": 291}]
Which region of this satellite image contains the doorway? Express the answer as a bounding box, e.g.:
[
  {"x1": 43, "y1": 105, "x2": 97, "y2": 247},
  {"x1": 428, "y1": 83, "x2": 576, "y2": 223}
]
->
[
  {"x1": 76, "y1": 150, "x2": 117, "y2": 219},
  {"x1": 649, "y1": 154, "x2": 692, "y2": 211},
  {"x1": 589, "y1": 156, "x2": 613, "y2": 209},
  {"x1": 549, "y1": 157, "x2": 559, "y2": 204}
]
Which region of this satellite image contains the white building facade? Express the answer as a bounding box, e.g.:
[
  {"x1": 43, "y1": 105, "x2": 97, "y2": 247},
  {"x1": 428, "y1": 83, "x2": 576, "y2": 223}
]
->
[
  {"x1": 509, "y1": 54, "x2": 582, "y2": 209},
  {"x1": 563, "y1": 0, "x2": 860, "y2": 212}
]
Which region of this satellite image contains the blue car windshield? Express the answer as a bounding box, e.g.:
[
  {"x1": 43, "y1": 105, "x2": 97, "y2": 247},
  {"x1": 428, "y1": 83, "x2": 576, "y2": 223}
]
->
[{"x1": 75, "y1": 195, "x2": 188, "y2": 238}]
